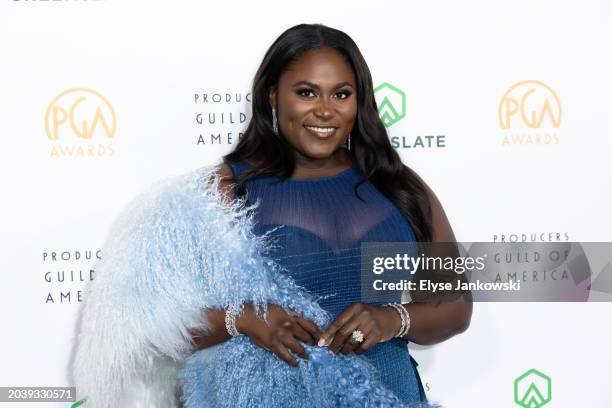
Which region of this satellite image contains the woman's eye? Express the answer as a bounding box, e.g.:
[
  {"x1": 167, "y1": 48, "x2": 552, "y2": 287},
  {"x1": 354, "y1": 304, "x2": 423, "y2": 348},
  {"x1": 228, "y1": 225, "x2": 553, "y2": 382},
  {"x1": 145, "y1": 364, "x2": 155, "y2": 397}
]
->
[
  {"x1": 296, "y1": 88, "x2": 316, "y2": 98},
  {"x1": 295, "y1": 88, "x2": 352, "y2": 100},
  {"x1": 334, "y1": 91, "x2": 352, "y2": 100}
]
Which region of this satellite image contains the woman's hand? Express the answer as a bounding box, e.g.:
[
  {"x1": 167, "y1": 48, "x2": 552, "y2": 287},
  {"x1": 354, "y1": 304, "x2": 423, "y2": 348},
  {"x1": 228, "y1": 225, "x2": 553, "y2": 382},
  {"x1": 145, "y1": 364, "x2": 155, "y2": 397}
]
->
[
  {"x1": 318, "y1": 302, "x2": 401, "y2": 355},
  {"x1": 236, "y1": 303, "x2": 323, "y2": 367}
]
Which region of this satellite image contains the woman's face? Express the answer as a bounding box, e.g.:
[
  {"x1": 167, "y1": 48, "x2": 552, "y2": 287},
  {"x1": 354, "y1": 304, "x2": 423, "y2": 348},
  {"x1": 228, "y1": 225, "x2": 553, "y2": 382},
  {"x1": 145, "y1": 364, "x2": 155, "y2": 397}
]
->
[{"x1": 269, "y1": 47, "x2": 358, "y2": 162}]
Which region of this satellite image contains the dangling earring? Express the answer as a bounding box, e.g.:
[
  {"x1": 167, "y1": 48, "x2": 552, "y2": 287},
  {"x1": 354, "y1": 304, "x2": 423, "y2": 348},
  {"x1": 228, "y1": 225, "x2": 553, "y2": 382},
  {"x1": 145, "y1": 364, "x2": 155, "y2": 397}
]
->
[
  {"x1": 345, "y1": 133, "x2": 351, "y2": 151},
  {"x1": 272, "y1": 106, "x2": 279, "y2": 135}
]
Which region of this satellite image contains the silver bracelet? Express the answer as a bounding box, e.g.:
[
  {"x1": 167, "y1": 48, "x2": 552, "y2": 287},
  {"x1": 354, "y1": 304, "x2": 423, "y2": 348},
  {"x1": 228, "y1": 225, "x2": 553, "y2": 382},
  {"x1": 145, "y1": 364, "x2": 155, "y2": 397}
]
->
[
  {"x1": 384, "y1": 303, "x2": 411, "y2": 338},
  {"x1": 399, "y1": 304, "x2": 411, "y2": 337},
  {"x1": 224, "y1": 304, "x2": 242, "y2": 337},
  {"x1": 384, "y1": 303, "x2": 405, "y2": 337}
]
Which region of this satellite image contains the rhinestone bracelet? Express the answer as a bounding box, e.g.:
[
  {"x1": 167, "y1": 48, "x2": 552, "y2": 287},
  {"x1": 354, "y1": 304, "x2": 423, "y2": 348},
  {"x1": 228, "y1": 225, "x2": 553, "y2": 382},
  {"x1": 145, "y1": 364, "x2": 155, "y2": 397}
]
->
[
  {"x1": 383, "y1": 303, "x2": 411, "y2": 338},
  {"x1": 398, "y1": 304, "x2": 411, "y2": 337},
  {"x1": 224, "y1": 304, "x2": 242, "y2": 337}
]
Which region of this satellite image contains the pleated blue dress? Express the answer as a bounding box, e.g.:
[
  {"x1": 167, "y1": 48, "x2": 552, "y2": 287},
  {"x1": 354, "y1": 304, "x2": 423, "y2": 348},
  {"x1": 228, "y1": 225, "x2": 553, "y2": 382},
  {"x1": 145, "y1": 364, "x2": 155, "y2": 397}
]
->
[{"x1": 228, "y1": 160, "x2": 427, "y2": 405}]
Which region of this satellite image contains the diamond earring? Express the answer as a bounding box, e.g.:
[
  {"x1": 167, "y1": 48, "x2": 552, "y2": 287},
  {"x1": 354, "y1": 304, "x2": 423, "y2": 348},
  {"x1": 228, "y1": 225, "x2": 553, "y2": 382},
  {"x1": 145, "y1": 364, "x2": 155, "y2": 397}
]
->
[
  {"x1": 272, "y1": 106, "x2": 279, "y2": 135},
  {"x1": 346, "y1": 133, "x2": 351, "y2": 151}
]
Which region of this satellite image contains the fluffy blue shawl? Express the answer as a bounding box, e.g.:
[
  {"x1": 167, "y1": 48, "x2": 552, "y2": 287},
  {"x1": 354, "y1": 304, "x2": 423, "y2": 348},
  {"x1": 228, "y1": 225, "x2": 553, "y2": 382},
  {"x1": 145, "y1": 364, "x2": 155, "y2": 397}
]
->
[{"x1": 72, "y1": 166, "x2": 439, "y2": 408}]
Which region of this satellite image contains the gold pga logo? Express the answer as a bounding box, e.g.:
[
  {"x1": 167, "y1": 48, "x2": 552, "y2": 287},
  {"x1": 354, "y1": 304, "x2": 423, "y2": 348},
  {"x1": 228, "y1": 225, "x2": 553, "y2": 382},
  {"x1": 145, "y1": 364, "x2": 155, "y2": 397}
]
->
[
  {"x1": 498, "y1": 80, "x2": 561, "y2": 146},
  {"x1": 45, "y1": 87, "x2": 116, "y2": 158}
]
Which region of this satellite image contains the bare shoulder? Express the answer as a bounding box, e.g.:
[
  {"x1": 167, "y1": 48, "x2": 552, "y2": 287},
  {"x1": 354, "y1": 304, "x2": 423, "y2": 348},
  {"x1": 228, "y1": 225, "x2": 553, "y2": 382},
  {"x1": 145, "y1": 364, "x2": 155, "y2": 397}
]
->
[
  {"x1": 213, "y1": 162, "x2": 236, "y2": 205},
  {"x1": 410, "y1": 168, "x2": 456, "y2": 243}
]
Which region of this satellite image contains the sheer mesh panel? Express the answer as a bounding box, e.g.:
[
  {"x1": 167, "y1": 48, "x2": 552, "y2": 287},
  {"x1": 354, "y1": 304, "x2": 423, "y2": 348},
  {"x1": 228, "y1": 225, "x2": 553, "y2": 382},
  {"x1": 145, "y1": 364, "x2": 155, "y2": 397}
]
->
[{"x1": 228, "y1": 160, "x2": 426, "y2": 404}]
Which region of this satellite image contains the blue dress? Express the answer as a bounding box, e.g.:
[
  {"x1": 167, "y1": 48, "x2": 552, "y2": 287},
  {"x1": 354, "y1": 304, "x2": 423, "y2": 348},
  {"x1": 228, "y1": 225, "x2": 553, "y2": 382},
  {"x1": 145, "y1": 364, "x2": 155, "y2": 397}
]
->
[{"x1": 228, "y1": 160, "x2": 427, "y2": 405}]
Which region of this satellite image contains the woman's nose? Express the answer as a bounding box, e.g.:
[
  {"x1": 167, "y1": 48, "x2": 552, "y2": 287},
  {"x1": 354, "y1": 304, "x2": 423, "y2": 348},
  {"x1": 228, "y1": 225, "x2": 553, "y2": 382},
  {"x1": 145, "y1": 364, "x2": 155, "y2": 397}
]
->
[{"x1": 314, "y1": 98, "x2": 333, "y2": 119}]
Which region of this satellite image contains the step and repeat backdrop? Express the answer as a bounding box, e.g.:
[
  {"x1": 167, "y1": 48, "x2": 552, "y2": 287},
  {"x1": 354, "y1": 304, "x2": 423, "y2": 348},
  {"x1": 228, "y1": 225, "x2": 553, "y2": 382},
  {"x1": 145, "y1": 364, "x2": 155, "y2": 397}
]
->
[{"x1": 1, "y1": 1, "x2": 611, "y2": 407}]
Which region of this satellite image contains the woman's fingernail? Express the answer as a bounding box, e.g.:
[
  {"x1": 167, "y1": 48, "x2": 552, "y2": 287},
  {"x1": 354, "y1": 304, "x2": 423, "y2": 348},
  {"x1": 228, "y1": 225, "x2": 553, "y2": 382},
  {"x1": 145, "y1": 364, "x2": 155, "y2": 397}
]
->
[{"x1": 318, "y1": 338, "x2": 326, "y2": 347}]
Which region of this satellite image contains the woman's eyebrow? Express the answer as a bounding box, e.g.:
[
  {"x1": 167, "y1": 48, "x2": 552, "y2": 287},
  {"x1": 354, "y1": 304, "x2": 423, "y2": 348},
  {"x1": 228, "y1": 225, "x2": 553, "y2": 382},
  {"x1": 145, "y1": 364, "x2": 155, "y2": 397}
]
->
[{"x1": 292, "y1": 80, "x2": 354, "y2": 89}]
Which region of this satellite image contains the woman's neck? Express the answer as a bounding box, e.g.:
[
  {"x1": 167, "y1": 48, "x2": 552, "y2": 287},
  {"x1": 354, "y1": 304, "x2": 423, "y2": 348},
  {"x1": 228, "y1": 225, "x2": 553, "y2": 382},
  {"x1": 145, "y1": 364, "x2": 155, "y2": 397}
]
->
[{"x1": 291, "y1": 149, "x2": 352, "y2": 180}]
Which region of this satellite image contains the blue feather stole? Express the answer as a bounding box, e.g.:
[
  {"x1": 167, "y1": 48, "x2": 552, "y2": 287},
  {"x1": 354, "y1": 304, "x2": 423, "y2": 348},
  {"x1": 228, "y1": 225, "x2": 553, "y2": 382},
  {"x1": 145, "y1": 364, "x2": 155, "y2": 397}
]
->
[{"x1": 72, "y1": 166, "x2": 441, "y2": 408}]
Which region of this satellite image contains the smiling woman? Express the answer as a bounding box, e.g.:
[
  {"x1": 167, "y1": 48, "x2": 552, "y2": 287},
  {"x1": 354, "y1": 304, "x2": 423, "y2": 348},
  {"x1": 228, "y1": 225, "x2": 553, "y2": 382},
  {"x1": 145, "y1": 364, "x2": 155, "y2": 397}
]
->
[
  {"x1": 219, "y1": 23, "x2": 469, "y2": 405},
  {"x1": 268, "y1": 48, "x2": 357, "y2": 163},
  {"x1": 73, "y1": 23, "x2": 468, "y2": 408}
]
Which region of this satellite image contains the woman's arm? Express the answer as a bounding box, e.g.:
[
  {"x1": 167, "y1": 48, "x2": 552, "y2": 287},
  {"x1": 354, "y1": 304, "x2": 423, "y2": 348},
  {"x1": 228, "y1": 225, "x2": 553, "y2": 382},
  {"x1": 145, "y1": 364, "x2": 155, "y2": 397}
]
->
[
  {"x1": 189, "y1": 308, "x2": 233, "y2": 349},
  {"x1": 321, "y1": 172, "x2": 472, "y2": 354},
  {"x1": 188, "y1": 163, "x2": 322, "y2": 364},
  {"x1": 399, "y1": 173, "x2": 472, "y2": 345}
]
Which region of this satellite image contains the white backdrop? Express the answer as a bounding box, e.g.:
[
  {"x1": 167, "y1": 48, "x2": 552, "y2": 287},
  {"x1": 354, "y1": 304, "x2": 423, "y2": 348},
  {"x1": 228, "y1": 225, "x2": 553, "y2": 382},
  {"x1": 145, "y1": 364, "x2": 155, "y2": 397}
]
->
[{"x1": 1, "y1": 1, "x2": 611, "y2": 407}]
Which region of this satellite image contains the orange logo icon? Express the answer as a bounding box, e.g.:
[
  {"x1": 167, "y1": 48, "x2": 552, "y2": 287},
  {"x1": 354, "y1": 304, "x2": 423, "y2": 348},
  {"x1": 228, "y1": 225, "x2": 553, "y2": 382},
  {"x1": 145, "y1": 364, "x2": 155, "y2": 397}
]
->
[
  {"x1": 498, "y1": 80, "x2": 561, "y2": 130},
  {"x1": 45, "y1": 88, "x2": 116, "y2": 141}
]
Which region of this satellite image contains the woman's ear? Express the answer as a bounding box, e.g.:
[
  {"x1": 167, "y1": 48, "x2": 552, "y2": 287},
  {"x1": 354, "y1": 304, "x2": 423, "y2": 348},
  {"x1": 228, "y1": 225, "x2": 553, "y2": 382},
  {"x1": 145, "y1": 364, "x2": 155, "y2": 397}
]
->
[{"x1": 268, "y1": 87, "x2": 277, "y2": 109}]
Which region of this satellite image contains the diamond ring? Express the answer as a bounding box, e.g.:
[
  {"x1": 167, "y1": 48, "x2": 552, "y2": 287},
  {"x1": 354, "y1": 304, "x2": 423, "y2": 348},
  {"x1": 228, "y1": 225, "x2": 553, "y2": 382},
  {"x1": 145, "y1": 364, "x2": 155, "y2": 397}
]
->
[{"x1": 351, "y1": 330, "x2": 365, "y2": 343}]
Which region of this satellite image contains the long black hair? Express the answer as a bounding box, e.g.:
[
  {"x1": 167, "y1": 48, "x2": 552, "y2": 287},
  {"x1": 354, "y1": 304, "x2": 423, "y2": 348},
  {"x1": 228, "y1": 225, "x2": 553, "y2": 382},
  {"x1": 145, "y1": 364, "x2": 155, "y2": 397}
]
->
[{"x1": 224, "y1": 23, "x2": 433, "y2": 242}]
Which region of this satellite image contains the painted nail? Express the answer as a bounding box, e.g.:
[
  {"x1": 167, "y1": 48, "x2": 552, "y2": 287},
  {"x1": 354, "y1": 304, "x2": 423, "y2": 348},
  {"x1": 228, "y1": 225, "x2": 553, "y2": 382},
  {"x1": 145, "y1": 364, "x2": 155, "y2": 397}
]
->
[{"x1": 318, "y1": 338, "x2": 326, "y2": 347}]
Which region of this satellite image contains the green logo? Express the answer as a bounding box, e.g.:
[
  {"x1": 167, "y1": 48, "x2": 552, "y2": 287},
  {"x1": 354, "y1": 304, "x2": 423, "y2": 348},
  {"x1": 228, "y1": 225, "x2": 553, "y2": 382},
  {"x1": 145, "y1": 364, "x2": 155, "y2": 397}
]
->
[
  {"x1": 70, "y1": 397, "x2": 86, "y2": 407},
  {"x1": 374, "y1": 82, "x2": 406, "y2": 128},
  {"x1": 514, "y1": 369, "x2": 552, "y2": 408}
]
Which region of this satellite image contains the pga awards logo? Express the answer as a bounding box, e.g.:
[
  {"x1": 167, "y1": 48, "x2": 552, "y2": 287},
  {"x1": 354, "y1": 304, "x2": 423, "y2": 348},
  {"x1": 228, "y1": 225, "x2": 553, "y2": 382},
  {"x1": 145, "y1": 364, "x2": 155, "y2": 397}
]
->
[
  {"x1": 45, "y1": 87, "x2": 116, "y2": 158},
  {"x1": 498, "y1": 80, "x2": 562, "y2": 146}
]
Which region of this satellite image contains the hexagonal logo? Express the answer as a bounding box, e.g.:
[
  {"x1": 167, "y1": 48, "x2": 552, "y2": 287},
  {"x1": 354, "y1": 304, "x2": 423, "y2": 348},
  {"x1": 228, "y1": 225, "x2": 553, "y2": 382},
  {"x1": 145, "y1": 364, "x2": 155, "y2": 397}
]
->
[
  {"x1": 374, "y1": 82, "x2": 406, "y2": 128},
  {"x1": 514, "y1": 369, "x2": 552, "y2": 408}
]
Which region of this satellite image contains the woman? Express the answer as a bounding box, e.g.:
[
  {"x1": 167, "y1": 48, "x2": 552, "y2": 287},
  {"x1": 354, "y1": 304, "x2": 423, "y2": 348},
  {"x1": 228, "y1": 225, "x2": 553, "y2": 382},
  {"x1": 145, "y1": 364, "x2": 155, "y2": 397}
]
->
[
  {"x1": 72, "y1": 24, "x2": 470, "y2": 407},
  {"x1": 191, "y1": 24, "x2": 471, "y2": 404}
]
